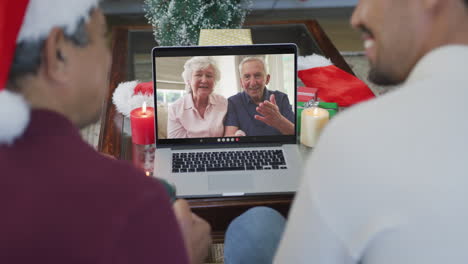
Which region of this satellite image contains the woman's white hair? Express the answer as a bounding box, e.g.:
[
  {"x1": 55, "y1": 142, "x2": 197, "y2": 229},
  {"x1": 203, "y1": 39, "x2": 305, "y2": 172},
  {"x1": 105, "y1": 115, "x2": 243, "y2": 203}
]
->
[{"x1": 181, "y1": 56, "x2": 220, "y2": 93}]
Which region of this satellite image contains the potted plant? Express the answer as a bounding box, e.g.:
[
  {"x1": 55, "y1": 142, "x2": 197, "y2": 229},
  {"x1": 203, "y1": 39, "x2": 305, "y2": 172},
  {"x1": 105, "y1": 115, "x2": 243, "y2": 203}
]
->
[{"x1": 144, "y1": 0, "x2": 252, "y2": 46}]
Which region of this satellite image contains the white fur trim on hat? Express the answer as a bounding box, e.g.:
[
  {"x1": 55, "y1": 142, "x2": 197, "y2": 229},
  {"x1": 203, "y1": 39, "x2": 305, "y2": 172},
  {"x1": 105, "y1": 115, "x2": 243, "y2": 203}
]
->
[
  {"x1": 298, "y1": 54, "x2": 333, "y2": 71},
  {"x1": 17, "y1": 0, "x2": 100, "y2": 43},
  {"x1": 0, "y1": 90, "x2": 30, "y2": 145},
  {"x1": 112, "y1": 81, "x2": 155, "y2": 118},
  {"x1": 112, "y1": 80, "x2": 138, "y2": 117}
]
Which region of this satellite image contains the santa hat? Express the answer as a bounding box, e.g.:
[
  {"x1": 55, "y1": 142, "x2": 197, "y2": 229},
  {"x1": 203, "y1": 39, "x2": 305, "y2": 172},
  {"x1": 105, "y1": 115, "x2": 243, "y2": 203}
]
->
[
  {"x1": 113, "y1": 81, "x2": 155, "y2": 117},
  {"x1": 0, "y1": 0, "x2": 100, "y2": 145},
  {"x1": 298, "y1": 54, "x2": 375, "y2": 107}
]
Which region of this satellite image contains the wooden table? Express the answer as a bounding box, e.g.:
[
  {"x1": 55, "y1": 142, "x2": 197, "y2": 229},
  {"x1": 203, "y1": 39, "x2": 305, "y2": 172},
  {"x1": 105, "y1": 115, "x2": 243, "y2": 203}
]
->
[{"x1": 98, "y1": 20, "x2": 353, "y2": 242}]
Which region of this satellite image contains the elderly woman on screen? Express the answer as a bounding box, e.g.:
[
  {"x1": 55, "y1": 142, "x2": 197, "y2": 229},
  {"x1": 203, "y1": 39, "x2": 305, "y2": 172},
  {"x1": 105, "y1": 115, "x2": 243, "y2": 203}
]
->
[{"x1": 168, "y1": 57, "x2": 228, "y2": 138}]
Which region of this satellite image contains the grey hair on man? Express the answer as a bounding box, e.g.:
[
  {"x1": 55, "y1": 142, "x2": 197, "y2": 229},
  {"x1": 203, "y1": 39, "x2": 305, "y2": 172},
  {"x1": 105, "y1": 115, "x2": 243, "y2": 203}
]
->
[
  {"x1": 238, "y1": 57, "x2": 269, "y2": 76},
  {"x1": 181, "y1": 56, "x2": 221, "y2": 93}
]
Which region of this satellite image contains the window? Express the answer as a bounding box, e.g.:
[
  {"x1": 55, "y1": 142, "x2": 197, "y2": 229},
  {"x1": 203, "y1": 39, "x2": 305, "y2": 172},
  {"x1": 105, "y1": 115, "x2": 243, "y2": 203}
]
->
[{"x1": 156, "y1": 89, "x2": 185, "y2": 104}]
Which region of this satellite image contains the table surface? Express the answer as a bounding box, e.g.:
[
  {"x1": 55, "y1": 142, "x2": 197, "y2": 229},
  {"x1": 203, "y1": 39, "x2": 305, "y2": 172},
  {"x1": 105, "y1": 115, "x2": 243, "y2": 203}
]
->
[{"x1": 98, "y1": 20, "x2": 353, "y2": 241}]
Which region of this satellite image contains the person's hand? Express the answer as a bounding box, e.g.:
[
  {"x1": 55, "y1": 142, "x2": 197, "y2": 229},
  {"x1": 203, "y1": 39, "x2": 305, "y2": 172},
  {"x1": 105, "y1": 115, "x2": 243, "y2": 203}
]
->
[
  {"x1": 173, "y1": 199, "x2": 212, "y2": 264},
  {"x1": 234, "y1": 130, "x2": 247, "y2": 136},
  {"x1": 255, "y1": 94, "x2": 294, "y2": 135},
  {"x1": 255, "y1": 94, "x2": 283, "y2": 127}
]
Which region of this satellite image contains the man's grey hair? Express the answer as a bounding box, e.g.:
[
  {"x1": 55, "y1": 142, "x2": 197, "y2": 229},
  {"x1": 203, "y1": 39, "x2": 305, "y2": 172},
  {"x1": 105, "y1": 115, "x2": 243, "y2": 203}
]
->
[
  {"x1": 181, "y1": 56, "x2": 220, "y2": 93},
  {"x1": 7, "y1": 12, "x2": 92, "y2": 90},
  {"x1": 238, "y1": 57, "x2": 269, "y2": 76}
]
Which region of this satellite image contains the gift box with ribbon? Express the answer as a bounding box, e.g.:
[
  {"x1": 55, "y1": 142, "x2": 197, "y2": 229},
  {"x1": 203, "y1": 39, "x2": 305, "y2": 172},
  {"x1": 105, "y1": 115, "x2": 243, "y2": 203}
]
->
[{"x1": 297, "y1": 86, "x2": 318, "y2": 102}]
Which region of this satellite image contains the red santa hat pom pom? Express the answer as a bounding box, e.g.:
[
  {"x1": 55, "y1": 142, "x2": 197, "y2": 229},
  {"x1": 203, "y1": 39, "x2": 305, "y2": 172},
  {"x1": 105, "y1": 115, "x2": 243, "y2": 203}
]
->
[
  {"x1": 298, "y1": 54, "x2": 375, "y2": 107},
  {"x1": 112, "y1": 81, "x2": 155, "y2": 117},
  {"x1": 0, "y1": 90, "x2": 30, "y2": 145}
]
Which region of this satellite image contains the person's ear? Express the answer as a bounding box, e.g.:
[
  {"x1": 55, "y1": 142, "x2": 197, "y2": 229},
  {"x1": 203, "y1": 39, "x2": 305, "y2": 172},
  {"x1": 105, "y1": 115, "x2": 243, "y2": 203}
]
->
[
  {"x1": 265, "y1": 74, "x2": 271, "y2": 85},
  {"x1": 42, "y1": 27, "x2": 70, "y2": 84}
]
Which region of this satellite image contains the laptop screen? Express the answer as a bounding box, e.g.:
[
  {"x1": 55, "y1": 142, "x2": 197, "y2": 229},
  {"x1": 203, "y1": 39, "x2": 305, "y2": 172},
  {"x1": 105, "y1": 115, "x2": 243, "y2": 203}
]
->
[{"x1": 152, "y1": 44, "x2": 297, "y2": 147}]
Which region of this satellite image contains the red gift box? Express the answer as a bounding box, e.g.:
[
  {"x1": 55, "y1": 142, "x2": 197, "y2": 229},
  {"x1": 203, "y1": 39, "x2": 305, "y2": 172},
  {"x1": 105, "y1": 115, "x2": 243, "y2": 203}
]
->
[{"x1": 297, "y1": 86, "x2": 318, "y2": 103}]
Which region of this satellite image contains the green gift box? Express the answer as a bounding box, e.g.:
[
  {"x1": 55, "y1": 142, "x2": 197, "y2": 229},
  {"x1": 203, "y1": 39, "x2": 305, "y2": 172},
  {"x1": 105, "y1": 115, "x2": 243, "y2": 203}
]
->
[{"x1": 297, "y1": 101, "x2": 338, "y2": 134}]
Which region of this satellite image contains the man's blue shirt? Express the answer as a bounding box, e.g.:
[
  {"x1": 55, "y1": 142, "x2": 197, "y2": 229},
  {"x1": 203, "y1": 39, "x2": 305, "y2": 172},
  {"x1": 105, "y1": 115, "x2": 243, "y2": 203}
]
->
[{"x1": 224, "y1": 89, "x2": 295, "y2": 136}]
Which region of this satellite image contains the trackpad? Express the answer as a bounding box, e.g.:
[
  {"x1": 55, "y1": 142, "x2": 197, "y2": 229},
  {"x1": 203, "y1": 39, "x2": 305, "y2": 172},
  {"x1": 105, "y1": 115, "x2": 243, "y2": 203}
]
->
[{"x1": 208, "y1": 174, "x2": 254, "y2": 192}]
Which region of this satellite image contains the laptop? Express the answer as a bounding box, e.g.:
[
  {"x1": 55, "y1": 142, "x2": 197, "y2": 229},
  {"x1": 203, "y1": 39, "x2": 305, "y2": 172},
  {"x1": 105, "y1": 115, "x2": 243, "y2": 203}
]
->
[{"x1": 152, "y1": 44, "x2": 301, "y2": 198}]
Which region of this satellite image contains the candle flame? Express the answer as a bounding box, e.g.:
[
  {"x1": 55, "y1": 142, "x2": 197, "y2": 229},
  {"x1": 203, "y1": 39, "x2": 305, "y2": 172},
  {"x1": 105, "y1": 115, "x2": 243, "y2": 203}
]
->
[
  {"x1": 313, "y1": 107, "x2": 320, "y2": 116},
  {"x1": 145, "y1": 171, "x2": 150, "y2": 177},
  {"x1": 142, "y1": 101, "x2": 147, "y2": 113}
]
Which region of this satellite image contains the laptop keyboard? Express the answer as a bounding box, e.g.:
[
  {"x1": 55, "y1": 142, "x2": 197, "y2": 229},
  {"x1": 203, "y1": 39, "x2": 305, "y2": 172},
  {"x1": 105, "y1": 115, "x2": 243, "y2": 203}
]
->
[{"x1": 172, "y1": 149, "x2": 287, "y2": 173}]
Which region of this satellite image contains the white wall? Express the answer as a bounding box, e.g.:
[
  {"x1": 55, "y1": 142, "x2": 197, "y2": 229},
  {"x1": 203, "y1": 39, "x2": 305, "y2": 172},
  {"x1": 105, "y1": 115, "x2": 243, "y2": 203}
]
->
[{"x1": 213, "y1": 56, "x2": 240, "y2": 99}]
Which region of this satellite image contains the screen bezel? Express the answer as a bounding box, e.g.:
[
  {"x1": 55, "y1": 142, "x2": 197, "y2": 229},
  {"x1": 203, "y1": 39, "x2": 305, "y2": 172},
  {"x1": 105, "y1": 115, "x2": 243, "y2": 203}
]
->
[{"x1": 152, "y1": 44, "x2": 298, "y2": 148}]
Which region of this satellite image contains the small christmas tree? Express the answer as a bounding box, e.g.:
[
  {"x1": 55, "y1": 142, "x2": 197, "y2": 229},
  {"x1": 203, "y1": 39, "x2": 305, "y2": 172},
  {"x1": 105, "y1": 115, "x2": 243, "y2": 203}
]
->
[{"x1": 144, "y1": 0, "x2": 252, "y2": 46}]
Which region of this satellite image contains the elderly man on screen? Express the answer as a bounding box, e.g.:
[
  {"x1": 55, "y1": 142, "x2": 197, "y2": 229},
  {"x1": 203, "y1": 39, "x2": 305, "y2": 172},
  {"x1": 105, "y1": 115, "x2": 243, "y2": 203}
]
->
[
  {"x1": 168, "y1": 56, "x2": 227, "y2": 138},
  {"x1": 224, "y1": 57, "x2": 295, "y2": 137}
]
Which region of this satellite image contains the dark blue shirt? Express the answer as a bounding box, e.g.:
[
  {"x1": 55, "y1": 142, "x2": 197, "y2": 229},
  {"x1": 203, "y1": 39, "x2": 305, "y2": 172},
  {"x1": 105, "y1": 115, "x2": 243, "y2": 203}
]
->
[{"x1": 224, "y1": 89, "x2": 295, "y2": 136}]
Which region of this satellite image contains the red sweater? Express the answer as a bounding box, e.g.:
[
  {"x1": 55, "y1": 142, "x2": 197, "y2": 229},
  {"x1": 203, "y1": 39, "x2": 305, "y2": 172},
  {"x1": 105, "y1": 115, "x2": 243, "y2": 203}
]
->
[{"x1": 0, "y1": 110, "x2": 188, "y2": 264}]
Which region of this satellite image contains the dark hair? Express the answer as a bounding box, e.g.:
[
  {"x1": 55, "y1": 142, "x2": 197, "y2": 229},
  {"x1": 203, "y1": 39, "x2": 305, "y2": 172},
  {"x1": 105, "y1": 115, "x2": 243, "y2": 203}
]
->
[{"x1": 7, "y1": 15, "x2": 90, "y2": 89}]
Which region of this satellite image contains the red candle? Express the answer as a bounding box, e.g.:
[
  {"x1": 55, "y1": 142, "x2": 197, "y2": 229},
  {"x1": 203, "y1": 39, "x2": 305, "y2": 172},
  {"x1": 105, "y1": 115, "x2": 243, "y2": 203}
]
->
[{"x1": 130, "y1": 102, "x2": 155, "y2": 145}]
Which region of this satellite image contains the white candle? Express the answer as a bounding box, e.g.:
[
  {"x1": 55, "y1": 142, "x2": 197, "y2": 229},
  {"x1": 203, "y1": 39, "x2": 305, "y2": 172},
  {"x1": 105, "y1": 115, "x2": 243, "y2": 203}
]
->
[{"x1": 300, "y1": 107, "x2": 330, "y2": 147}]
